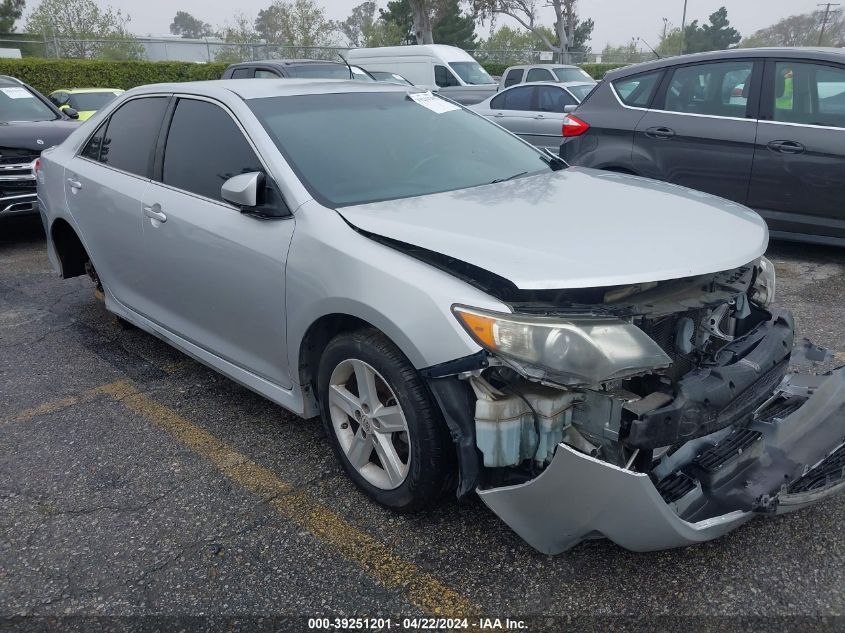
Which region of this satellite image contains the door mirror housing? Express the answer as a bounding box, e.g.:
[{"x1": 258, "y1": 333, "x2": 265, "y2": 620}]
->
[
  {"x1": 564, "y1": 104, "x2": 578, "y2": 113},
  {"x1": 64, "y1": 107, "x2": 79, "y2": 119},
  {"x1": 222, "y1": 172, "x2": 264, "y2": 208}
]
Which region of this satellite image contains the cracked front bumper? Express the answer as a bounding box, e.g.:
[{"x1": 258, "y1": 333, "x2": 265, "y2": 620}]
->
[{"x1": 478, "y1": 366, "x2": 845, "y2": 554}]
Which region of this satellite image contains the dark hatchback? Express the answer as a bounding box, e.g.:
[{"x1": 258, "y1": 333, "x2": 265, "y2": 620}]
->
[
  {"x1": 560, "y1": 47, "x2": 845, "y2": 246},
  {"x1": 0, "y1": 75, "x2": 78, "y2": 218}
]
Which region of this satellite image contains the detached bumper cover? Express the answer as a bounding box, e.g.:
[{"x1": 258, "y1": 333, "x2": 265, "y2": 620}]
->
[{"x1": 478, "y1": 367, "x2": 845, "y2": 554}]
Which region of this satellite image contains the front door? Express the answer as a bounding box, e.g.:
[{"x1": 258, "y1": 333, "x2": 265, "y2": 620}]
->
[
  {"x1": 633, "y1": 59, "x2": 761, "y2": 204},
  {"x1": 747, "y1": 59, "x2": 845, "y2": 241},
  {"x1": 138, "y1": 97, "x2": 295, "y2": 388}
]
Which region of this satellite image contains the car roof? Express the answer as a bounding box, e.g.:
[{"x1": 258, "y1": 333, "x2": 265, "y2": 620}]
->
[
  {"x1": 52, "y1": 88, "x2": 124, "y2": 94},
  {"x1": 128, "y1": 78, "x2": 415, "y2": 101},
  {"x1": 0, "y1": 75, "x2": 23, "y2": 86},
  {"x1": 606, "y1": 47, "x2": 845, "y2": 80},
  {"x1": 227, "y1": 59, "x2": 346, "y2": 68},
  {"x1": 505, "y1": 64, "x2": 581, "y2": 70}
]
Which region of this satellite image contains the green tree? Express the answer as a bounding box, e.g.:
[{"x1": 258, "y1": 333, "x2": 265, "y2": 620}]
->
[
  {"x1": 379, "y1": 0, "x2": 415, "y2": 44},
  {"x1": 659, "y1": 6, "x2": 740, "y2": 55},
  {"x1": 216, "y1": 12, "x2": 257, "y2": 62},
  {"x1": 479, "y1": 24, "x2": 537, "y2": 52},
  {"x1": 433, "y1": 0, "x2": 477, "y2": 49},
  {"x1": 601, "y1": 39, "x2": 651, "y2": 63},
  {"x1": 338, "y1": 1, "x2": 377, "y2": 47},
  {"x1": 741, "y1": 10, "x2": 844, "y2": 47},
  {"x1": 254, "y1": 0, "x2": 337, "y2": 46},
  {"x1": 0, "y1": 0, "x2": 24, "y2": 33},
  {"x1": 26, "y1": 0, "x2": 144, "y2": 59},
  {"x1": 170, "y1": 11, "x2": 213, "y2": 38}
]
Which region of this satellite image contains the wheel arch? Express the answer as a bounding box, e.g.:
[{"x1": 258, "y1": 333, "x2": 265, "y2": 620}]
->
[{"x1": 50, "y1": 217, "x2": 90, "y2": 279}]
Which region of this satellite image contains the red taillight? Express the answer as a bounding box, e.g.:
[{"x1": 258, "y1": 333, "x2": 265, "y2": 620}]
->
[
  {"x1": 33, "y1": 158, "x2": 41, "y2": 172},
  {"x1": 562, "y1": 114, "x2": 590, "y2": 138}
]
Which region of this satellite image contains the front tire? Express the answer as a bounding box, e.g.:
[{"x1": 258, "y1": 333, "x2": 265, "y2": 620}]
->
[{"x1": 317, "y1": 329, "x2": 453, "y2": 512}]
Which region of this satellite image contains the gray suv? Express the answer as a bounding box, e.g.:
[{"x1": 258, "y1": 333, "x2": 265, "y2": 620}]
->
[{"x1": 560, "y1": 47, "x2": 845, "y2": 246}]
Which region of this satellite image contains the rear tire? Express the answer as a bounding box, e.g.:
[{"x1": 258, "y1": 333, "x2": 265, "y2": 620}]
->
[{"x1": 317, "y1": 329, "x2": 453, "y2": 512}]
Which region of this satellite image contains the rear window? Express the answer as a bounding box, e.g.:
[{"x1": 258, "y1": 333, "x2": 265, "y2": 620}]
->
[{"x1": 612, "y1": 71, "x2": 663, "y2": 108}]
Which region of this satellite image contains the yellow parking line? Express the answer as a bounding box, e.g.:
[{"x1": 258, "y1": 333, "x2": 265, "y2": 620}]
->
[
  {"x1": 0, "y1": 382, "x2": 119, "y2": 426},
  {"x1": 93, "y1": 380, "x2": 478, "y2": 617}
]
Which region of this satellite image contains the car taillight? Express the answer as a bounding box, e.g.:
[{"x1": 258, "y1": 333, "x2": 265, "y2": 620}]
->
[
  {"x1": 562, "y1": 115, "x2": 590, "y2": 137},
  {"x1": 33, "y1": 158, "x2": 41, "y2": 172}
]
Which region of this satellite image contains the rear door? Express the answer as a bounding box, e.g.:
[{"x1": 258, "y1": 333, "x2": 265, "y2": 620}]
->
[
  {"x1": 527, "y1": 85, "x2": 576, "y2": 150},
  {"x1": 525, "y1": 67, "x2": 555, "y2": 83},
  {"x1": 748, "y1": 59, "x2": 845, "y2": 241},
  {"x1": 485, "y1": 85, "x2": 537, "y2": 140},
  {"x1": 63, "y1": 96, "x2": 169, "y2": 310},
  {"x1": 138, "y1": 96, "x2": 296, "y2": 388},
  {"x1": 503, "y1": 68, "x2": 524, "y2": 88},
  {"x1": 633, "y1": 59, "x2": 761, "y2": 203}
]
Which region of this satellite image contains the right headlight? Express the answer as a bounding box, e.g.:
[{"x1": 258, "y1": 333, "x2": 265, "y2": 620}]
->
[
  {"x1": 752, "y1": 256, "x2": 776, "y2": 308},
  {"x1": 452, "y1": 305, "x2": 671, "y2": 386}
]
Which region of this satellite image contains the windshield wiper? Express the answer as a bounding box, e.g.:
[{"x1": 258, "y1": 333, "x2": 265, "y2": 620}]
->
[
  {"x1": 490, "y1": 171, "x2": 528, "y2": 184},
  {"x1": 541, "y1": 148, "x2": 568, "y2": 171}
]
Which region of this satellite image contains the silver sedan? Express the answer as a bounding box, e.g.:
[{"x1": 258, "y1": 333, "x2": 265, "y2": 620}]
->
[
  {"x1": 36, "y1": 79, "x2": 845, "y2": 554},
  {"x1": 471, "y1": 81, "x2": 595, "y2": 150}
]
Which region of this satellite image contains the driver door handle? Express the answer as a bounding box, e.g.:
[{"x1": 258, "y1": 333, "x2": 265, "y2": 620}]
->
[
  {"x1": 645, "y1": 126, "x2": 676, "y2": 140},
  {"x1": 767, "y1": 140, "x2": 805, "y2": 155},
  {"x1": 143, "y1": 204, "x2": 167, "y2": 223},
  {"x1": 66, "y1": 178, "x2": 82, "y2": 189}
]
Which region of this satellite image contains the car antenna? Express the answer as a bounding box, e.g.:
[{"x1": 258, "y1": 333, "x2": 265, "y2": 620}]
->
[
  {"x1": 337, "y1": 52, "x2": 354, "y2": 80},
  {"x1": 637, "y1": 37, "x2": 661, "y2": 59}
]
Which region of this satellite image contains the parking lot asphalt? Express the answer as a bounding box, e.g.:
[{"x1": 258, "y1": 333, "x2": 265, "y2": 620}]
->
[{"x1": 2, "y1": 214, "x2": 845, "y2": 631}]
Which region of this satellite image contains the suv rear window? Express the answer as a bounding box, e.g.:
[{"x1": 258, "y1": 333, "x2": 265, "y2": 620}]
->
[{"x1": 612, "y1": 71, "x2": 663, "y2": 108}]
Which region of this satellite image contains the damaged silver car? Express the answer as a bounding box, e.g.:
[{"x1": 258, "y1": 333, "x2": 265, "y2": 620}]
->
[{"x1": 37, "y1": 80, "x2": 845, "y2": 554}]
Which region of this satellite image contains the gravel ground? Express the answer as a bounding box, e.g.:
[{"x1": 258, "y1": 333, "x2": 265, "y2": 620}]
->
[{"x1": 2, "y1": 214, "x2": 844, "y2": 633}]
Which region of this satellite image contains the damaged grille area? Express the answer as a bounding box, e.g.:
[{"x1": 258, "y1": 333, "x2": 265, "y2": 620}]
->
[
  {"x1": 788, "y1": 444, "x2": 845, "y2": 494},
  {"x1": 656, "y1": 471, "x2": 697, "y2": 504},
  {"x1": 692, "y1": 428, "x2": 762, "y2": 474}
]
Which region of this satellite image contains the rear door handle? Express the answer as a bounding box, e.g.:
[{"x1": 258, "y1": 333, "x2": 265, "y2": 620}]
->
[
  {"x1": 143, "y1": 204, "x2": 167, "y2": 223},
  {"x1": 493, "y1": 112, "x2": 504, "y2": 117},
  {"x1": 767, "y1": 140, "x2": 805, "y2": 155},
  {"x1": 645, "y1": 126, "x2": 676, "y2": 140},
  {"x1": 66, "y1": 177, "x2": 82, "y2": 189},
  {"x1": 534, "y1": 114, "x2": 545, "y2": 119}
]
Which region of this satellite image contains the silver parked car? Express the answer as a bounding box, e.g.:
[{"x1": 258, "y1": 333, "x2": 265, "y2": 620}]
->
[
  {"x1": 37, "y1": 79, "x2": 845, "y2": 554},
  {"x1": 471, "y1": 81, "x2": 596, "y2": 150},
  {"x1": 501, "y1": 63, "x2": 596, "y2": 89}
]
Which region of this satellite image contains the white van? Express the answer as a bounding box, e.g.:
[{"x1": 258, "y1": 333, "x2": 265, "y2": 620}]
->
[{"x1": 346, "y1": 44, "x2": 499, "y2": 105}]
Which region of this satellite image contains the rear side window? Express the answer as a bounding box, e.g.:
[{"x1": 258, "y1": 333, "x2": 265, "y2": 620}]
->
[
  {"x1": 664, "y1": 61, "x2": 754, "y2": 117},
  {"x1": 490, "y1": 86, "x2": 535, "y2": 111},
  {"x1": 98, "y1": 97, "x2": 168, "y2": 177},
  {"x1": 773, "y1": 61, "x2": 845, "y2": 128},
  {"x1": 230, "y1": 67, "x2": 253, "y2": 79},
  {"x1": 162, "y1": 98, "x2": 264, "y2": 203},
  {"x1": 526, "y1": 68, "x2": 554, "y2": 82},
  {"x1": 504, "y1": 69, "x2": 524, "y2": 87},
  {"x1": 613, "y1": 71, "x2": 662, "y2": 108},
  {"x1": 80, "y1": 121, "x2": 107, "y2": 161}
]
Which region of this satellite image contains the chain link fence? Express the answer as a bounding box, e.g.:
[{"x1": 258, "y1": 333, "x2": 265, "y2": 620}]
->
[{"x1": 0, "y1": 35, "x2": 645, "y2": 65}]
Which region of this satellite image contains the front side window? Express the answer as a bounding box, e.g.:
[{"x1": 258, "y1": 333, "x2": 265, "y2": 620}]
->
[
  {"x1": 664, "y1": 61, "x2": 754, "y2": 117},
  {"x1": 504, "y1": 69, "x2": 524, "y2": 87},
  {"x1": 0, "y1": 84, "x2": 59, "y2": 123},
  {"x1": 537, "y1": 86, "x2": 575, "y2": 112},
  {"x1": 230, "y1": 67, "x2": 253, "y2": 79},
  {"x1": 448, "y1": 61, "x2": 495, "y2": 85},
  {"x1": 435, "y1": 65, "x2": 461, "y2": 88},
  {"x1": 612, "y1": 71, "x2": 662, "y2": 107},
  {"x1": 162, "y1": 99, "x2": 263, "y2": 203},
  {"x1": 294, "y1": 64, "x2": 355, "y2": 79},
  {"x1": 526, "y1": 68, "x2": 554, "y2": 82},
  {"x1": 249, "y1": 91, "x2": 548, "y2": 207},
  {"x1": 254, "y1": 69, "x2": 280, "y2": 79},
  {"x1": 68, "y1": 91, "x2": 120, "y2": 111},
  {"x1": 98, "y1": 97, "x2": 168, "y2": 177},
  {"x1": 773, "y1": 61, "x2": 845, "y2": 128},
  {"x1": 490, "y1": 86, "x2": 535, "y2": 111}
]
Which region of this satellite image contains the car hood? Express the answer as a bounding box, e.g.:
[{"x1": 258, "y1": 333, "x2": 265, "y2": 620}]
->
[
  {"x1": 0, "y1": 120, "x2": 79, "y2": 152},
  {"x1": 336, "y1": 168, "x2": 769, "y2": 290}
]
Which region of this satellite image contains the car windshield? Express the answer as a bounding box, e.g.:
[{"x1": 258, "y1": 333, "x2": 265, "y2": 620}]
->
[
  {"x1": 567, "y1": 84, "x2": 595, "y2": 101},
  {"x1": 69, "y1": 91, "x2": 119, "y2": 111},
  {"x1": 294, "y1": 64, "x2": 374, "y2": 81},
  {"x1": 448, "y1": 62, "x2": 496, "y2": 85},
  {"x1": 0, "y1": 85, "x2": 57, "y2": 123},
  {"x1": 249, "y1": 91, "x2": 547, "y2": 207},
  {"x1": 553, "y1": 67, "x2": 593, "y2": 83},
  {"x1": 371, "y1": 71, "x2": 414, "y2": 86}
]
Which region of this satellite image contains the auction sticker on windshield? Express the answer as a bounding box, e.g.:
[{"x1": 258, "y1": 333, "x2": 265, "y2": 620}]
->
[
  {"x1": 408, "y1": 91, "x2": 460, "y2": 114},
  {"x1": 1, "y1": 87, "x2": 33, "y2": 99}
]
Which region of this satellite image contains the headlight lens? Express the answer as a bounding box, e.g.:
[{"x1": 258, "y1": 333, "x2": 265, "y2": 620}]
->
[
  {"x1": 452, "y1": 305, "x2": 671, "y2": 385},
  {"x1": 752, "y1": 256, "x2": 776, "y2": 307}
]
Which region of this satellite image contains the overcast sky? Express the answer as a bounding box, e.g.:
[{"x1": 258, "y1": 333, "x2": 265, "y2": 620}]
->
[{"x1": 41, "y1": 0, "x2": 827, "y2": 47}]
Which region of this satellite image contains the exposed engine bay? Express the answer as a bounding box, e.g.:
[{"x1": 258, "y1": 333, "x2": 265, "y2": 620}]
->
[{"x1": 425, "y1": 258, "x2": 845, "y2": 553}]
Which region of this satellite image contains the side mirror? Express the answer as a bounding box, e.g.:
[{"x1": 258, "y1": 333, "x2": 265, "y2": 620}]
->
[
  {"x1": 64, "y1": 107, "x2": 79, "y2": 119},
  {"x1": 222, "y1": 172, "x2": 263, "y2": 209},
  {"x1": 564, "y1": 104, "x2": 578, "y2": 113}
]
